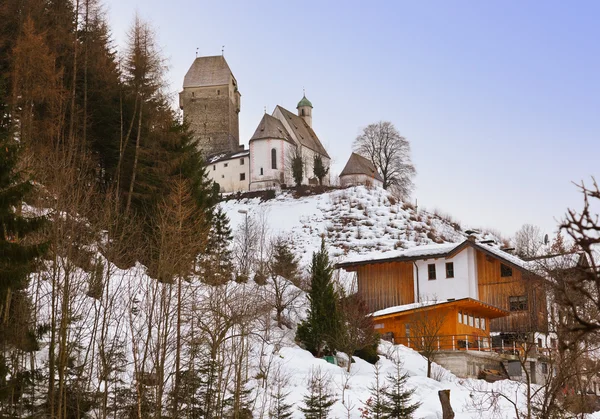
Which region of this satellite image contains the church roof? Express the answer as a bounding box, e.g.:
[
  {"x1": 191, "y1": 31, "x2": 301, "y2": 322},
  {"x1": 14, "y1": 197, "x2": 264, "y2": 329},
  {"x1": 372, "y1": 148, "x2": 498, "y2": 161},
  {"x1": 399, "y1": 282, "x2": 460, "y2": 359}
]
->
[
  {"x1": 339, "y1": 153, "x2": 383, "y2": 181},
  {"x1": 249, "y1": 114, "x2": 294, "y2": 143},
  {"x1": 297, "y1": 95, "x2": 313, "y2": 108},
  {"x1": 274, "y1": 106, "x2": 330, "y2": 158},
  {"x1": 183, "y1": 56, "x2": 234, "y2": 88}
]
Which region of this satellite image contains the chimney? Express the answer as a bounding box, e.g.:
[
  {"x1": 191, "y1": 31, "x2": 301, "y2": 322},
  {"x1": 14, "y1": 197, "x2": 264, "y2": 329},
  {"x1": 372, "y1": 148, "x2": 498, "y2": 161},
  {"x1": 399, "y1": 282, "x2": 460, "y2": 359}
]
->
[{"x1": 467, "y1": 235, "x2": 476, "y2": 242}]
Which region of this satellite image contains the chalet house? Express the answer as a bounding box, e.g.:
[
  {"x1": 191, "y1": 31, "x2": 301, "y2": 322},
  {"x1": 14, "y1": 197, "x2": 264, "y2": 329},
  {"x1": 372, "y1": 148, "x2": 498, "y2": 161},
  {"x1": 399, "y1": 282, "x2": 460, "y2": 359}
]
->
[
  {"x1": 339, "y1": 152, "x2": 383, "y2": 188},
  {"x1": 336, "y1": 236, "x2": 586, "y2": 380}
]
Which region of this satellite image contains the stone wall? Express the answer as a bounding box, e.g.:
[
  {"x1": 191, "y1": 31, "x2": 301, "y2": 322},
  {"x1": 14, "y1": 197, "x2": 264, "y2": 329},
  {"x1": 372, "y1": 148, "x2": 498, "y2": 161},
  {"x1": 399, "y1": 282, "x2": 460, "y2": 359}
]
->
[{"x1": 179, "y1": 84, "x2": 240, "y2": 157}]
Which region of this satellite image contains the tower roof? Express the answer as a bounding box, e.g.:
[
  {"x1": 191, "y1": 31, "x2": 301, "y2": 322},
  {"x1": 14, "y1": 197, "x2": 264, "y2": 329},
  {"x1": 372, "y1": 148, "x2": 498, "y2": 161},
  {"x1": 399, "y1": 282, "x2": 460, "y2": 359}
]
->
[
  {"x1": 339, "y1": 153, "x2": 383, "y2": 182},
  {"x1": 183, "y1": 55, "x2": 234, "y2": 88},
  {"x1": 296, "y1": 95, "x2": 313, "y2": 109}
]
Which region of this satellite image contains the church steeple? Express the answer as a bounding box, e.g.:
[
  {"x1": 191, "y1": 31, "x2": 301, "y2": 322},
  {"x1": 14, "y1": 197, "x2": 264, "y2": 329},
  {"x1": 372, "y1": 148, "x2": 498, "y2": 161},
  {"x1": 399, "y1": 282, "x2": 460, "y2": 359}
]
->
[{"x1": 296, "y1": 93, "x2": 313, "y2": 128}]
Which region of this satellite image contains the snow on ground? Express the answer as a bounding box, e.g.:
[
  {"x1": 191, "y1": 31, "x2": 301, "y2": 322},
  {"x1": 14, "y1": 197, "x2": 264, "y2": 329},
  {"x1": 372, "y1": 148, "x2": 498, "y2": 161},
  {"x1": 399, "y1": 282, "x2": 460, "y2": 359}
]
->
[{"x1": 221, "y1": 186, "x2": 466, "y2": 269}]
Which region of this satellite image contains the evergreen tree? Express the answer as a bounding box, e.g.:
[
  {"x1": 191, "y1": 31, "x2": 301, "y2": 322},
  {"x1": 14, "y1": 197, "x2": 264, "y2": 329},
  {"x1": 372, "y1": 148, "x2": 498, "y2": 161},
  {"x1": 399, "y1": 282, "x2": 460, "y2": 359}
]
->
[
  {"x1": 313, "y1": 155, "x2": 329, "y2": 186},
  {"x1": 269, "y1": 377, "x2": 293, "y2": 419},
  {"x1": 200, "y1": 207, "x2": 233, "y2": 284},
  {"x1": 359, "y1": 363, "x2": 387, "y2": 419},
  {"x1": 0, "y1": 121, "x2": 48, "y2": 408},
  {"x1": 270, "y1": 237, "x2": 300, "y2": 285},
  {"x1": 296, "y1": 239, "x2": 339, "y2": 357},
  {"x1": 299, "y1": 368, "x2": 337, "y2": 419},
  {"x1": 381, "y1": 357, "x2": 420, "y2": 418},
  {"x1": 292, "y1": 150, "x2": 303, "y2": 188}
]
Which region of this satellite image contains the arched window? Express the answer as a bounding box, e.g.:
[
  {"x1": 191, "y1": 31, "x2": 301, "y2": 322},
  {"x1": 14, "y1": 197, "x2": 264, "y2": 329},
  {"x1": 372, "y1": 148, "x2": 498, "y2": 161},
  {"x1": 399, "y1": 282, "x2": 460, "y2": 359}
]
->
[{"x1": 271, "y1": 148, "x2": 277, "y2": 169}]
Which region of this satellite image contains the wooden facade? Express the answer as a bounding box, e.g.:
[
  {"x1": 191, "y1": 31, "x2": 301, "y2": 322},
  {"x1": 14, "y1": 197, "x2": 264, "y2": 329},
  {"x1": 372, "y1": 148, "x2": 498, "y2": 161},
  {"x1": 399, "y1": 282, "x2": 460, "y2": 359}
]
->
[
  {"x1": 354, "y1": 261, "x2": 414, "y2": 313},
  {"x1": 475, "y1": 250, "x2": 548, "y2": 333},
  {"x1": 372, "y1": 299, "x2": 509, "y2": 350}
]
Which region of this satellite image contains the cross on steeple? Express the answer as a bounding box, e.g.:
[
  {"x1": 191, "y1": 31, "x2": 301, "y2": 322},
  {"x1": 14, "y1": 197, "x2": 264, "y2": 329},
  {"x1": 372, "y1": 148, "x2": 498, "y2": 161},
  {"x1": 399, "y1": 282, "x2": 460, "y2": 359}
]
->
[
  {"x1": 222, "y1": 45, "x2": 225, "y2": 56},
  {"x1": 195, "y1": 47, "x2": 199, "y2": 58}
]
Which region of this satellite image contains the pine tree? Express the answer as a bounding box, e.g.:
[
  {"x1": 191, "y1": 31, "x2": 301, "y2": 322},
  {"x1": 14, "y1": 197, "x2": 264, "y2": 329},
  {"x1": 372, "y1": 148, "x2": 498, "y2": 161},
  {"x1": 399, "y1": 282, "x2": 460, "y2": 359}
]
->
[
  {"x1": 269, "y1": 374, "x2": 293, "y2": 419},
  {"x1": 359, "y1": 363, "x2": 387, "y2": 419},
  {"x1": 296, "y1": 238, "x2": 339, "y2": 357},
  {"x1": 270, "y1": 237, "x2": 300, "y2": 285},
  {"x1": 313, "y1": 155, "x2": 329, "y2": 186},
  {"x1": 0, "y1": 121, "x2": 48, "y2": 408},
  {"x1": 381, "y1": 357, "x2": 420, "y2": 418},
  {"x1": 299, "y1": 368, "x2": 337, "y2": 419}
]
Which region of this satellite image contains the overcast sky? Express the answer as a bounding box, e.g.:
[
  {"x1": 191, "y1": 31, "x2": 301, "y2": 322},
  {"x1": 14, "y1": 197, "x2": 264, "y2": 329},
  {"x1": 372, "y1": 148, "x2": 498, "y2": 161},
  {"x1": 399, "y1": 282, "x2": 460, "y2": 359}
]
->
[{"x1": 104, "y1": 0, "x2": 599, "y2": 238}]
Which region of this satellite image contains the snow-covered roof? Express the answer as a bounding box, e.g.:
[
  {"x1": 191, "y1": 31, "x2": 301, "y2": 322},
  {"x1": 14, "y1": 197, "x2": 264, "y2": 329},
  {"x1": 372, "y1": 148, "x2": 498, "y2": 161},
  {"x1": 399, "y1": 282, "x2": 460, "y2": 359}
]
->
[
  {"x1": 207, "y1": 149, "x2": 250, "y2": 164},
  {"x1": 372, "y1": 301, "x2": 439, "y2": 317},
  {"x1": 337, "y1": 242, "x2": 461, "y2": 267}
]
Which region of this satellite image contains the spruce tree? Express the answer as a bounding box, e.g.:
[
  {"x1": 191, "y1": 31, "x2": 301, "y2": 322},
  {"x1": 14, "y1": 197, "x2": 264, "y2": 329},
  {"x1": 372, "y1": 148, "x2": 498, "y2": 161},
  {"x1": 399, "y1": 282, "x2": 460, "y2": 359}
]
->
[
  {"x1": 269, "y1": 379, "x2": 293, "y2": 419},
  {"x1": 0, "y1": 122, "x2": 48, "y2": 406},
  {"x1": 359, "y1": 363, "x2": 387, "y2": 419},
  {"x1": 296, "y1": 238, "x2": 339, "y2": 357},
  {"x1": 299, "y1": 368, "x2": 337, "y2": 419},
  {"x1": 381, "y1": 358, "x2": 420, "y2": 418},
  {"x1": 270, "y1": 237, "x2": 300, "y2": 285},
  {"x1": 292, "y1": 151, "x2": 303, "y2": 188}
]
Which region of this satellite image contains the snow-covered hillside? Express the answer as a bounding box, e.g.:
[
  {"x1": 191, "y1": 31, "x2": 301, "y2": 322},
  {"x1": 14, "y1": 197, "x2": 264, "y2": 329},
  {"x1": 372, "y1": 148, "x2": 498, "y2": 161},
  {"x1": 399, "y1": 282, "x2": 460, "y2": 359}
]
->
[{"x1": 221, "y1": 186, "x2": 471, "y2": 269}]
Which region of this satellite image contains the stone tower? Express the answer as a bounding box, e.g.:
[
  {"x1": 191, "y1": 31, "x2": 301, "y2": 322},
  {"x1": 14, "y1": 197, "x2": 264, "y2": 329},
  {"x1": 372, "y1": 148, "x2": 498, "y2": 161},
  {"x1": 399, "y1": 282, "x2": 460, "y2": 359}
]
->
[
  {"x1": 296, "y1": 94, "x2": 313, "y2": 128},
  {"x1": 179, "y1": 56, "x2": 241, "y2": 157}
]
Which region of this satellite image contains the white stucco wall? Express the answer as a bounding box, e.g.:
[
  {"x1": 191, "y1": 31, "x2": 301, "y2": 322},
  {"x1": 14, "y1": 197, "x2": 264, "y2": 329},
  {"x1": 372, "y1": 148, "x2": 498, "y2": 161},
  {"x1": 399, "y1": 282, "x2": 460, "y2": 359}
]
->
[
  {"x1": 340, "y1": 174, "x2": 383, "y2": 188},
  {"x1": 249, "y1": 138, "x2": 295, "y2": 190},
  {"x1": 207, "y1": 153, "x2": 249, "y2": 193},
  {"x1": 414, "y1": 247, "x2": 478, "y2": 301}
]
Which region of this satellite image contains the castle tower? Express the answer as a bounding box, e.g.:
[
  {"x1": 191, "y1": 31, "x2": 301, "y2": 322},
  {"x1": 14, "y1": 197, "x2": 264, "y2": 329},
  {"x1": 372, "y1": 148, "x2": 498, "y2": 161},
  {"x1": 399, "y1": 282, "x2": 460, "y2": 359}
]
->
[
  {"x1": 296, "y1": 94, "x2": 313, "y2": 128},
  {"x1": 179, "y1": 55, "x2": 241, "y2": 157}
]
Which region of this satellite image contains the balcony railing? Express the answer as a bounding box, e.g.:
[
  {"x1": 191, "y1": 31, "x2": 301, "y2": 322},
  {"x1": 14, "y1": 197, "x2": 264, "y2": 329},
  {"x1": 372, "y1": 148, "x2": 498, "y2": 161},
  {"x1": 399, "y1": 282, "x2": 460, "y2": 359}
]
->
[{"x1": 387, "y1": 334, "x2": 554, "y2": 356}]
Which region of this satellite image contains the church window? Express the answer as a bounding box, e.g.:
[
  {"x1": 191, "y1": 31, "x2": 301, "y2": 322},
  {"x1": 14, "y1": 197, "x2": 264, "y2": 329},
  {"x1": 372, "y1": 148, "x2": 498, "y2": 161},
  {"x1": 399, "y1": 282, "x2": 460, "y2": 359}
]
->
[
  {"x1": 217, "y1": 89, "x2": 220, "y2": 95},
  {"x1": 301, "y1": 109, "x2": 305, "y2": 116},
  {"x1": 213, "y1": 165, "x2": 216, "y2": 171},
  {"x1": 260, "y1": 168, "x2": 263, "y2": 176},
  {"x1": 271, "y1": 148, "x2": 277, "y2": 169},
  {"x1": 240, "y1": 173, "x2": 245, "y2": 181}
]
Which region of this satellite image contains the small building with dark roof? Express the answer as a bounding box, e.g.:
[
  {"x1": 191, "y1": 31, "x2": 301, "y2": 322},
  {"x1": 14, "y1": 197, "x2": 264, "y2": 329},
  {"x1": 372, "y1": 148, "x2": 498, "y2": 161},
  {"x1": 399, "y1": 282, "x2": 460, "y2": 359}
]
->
[{"x1": 339, "y1": 152, "x2": 383, "y2": 188}]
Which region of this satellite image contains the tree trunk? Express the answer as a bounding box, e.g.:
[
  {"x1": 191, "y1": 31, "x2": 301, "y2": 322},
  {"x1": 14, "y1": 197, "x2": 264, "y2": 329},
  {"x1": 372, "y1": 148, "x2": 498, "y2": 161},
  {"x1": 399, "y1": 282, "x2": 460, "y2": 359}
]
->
[{"x1": 438, "y1": 389, "x2": 454, "y2": 419}]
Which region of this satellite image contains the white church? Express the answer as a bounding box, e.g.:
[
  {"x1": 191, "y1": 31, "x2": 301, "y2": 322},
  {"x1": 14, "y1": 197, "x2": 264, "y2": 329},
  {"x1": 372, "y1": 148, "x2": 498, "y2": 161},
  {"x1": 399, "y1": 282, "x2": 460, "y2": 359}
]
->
[{"x1": 180, "y1": 55, "x2": 330, "y2": 193}]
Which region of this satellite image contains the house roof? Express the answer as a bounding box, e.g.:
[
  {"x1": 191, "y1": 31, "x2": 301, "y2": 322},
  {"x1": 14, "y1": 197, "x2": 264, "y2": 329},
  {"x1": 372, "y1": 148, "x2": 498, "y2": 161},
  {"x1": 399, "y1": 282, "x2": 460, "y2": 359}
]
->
[
  {"x1": 249, "y1": 114, "x2": 294, "y2": 144},
  {"x1": 275, "y1": 106, "x2": 330, "y2": 158},
  {"x1": 371, "y1": 297, "x2": 510, "y2": 320},
  {"x1": 339, "y1": 153, "x2": 383, "y2": 182},
  {"x1": 206, "y1": 149, "x2": 250, "y2": 164},
  {"x1": 183, "y1": 56, "x2": 234, "y2": 88}
]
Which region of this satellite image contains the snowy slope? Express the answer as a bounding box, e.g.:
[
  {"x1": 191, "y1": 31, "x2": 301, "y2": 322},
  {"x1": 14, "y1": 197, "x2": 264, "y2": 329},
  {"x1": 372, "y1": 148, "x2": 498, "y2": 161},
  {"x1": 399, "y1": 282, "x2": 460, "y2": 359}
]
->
[{"x1": 221, "y1": 186, "x2": 468, "y2": 269}]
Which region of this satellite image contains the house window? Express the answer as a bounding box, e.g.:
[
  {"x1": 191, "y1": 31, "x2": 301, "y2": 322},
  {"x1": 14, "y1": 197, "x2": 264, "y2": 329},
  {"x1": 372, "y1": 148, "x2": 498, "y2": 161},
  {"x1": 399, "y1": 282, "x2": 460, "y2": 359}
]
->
[
  {"x1": 446, "y1": 262, "x2": 454, "y2": 278},
  {"x1": 271, "y1": 148, "x2": 277, "y2": 169},
  {"x1": 374, "y1": 323, "x2": 384, "y2": 330},
  {"x1": 224, "y1": 163, "x2": 228, "y2": 168},
  {"x1": 537, "y1": 338, "x2": 542, "y2": 348},
  {"x1": 221, "y1": 175, "x2": 224, "y2": 179},
  {"x1": 551, "y1": 338, "x2": 557, "y2": 348},
  {"x1": 240, "y1": 173, "x2": 245, "y2": 181},
  {"x1": 192, "y1": 92, "x2": 195, "y2": 97},
  {"x1": 509, "y1": 295, "x2": 528, "y2": 311},
  {"x1": 501, "y1": 263, "x2": 513, "y2": 277},
  {"x1": 217, "y1": 89, "x2": 220, "y2": 95},
  {"x1": 541, "y1": 363, "x2": 548, "y2": 374},
  {"x1": 427, "y1": 264, "x2": 436, "y2": 280},
  {"x1": 475, "y1": 317, "x2": 480, "y2": 329},
  {"x1": 240, "y1": 158, "x2": 244, "y2": 165},
  {"x1": 405, "y1": 324, "x2": 410, "y2": 337},
  {"x1": 458, "y1": 311, "x2": 463, "y2": 324},
  {"x1": 481, "y1": 318, "x2": 486, "y2": 330},
  {"x1": 213, "y1": 165, "x2": 216, "y2": 170},
  {"x1": 469, "y1": 315, "x2": 474, "y2": 327},
  {"x1": 260, "y1": 168, "x2": 264, "y2": 176}
]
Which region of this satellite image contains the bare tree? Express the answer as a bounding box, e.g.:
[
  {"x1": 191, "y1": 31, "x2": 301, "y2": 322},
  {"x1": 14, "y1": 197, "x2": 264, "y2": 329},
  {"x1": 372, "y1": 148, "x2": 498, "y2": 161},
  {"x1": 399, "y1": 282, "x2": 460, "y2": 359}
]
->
[
  {"x1": 353, "y1": 121, "x2": 416, "y2": 198},
  {"x1": 513, "y1": 224, "x2": 544, "y2": 259},
  {"x1": 233, "y1": 211, "x2": 259, "y2": 280},
  {"x1": 407, "y1": 300, "x2": 447, "y2": 378}
]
